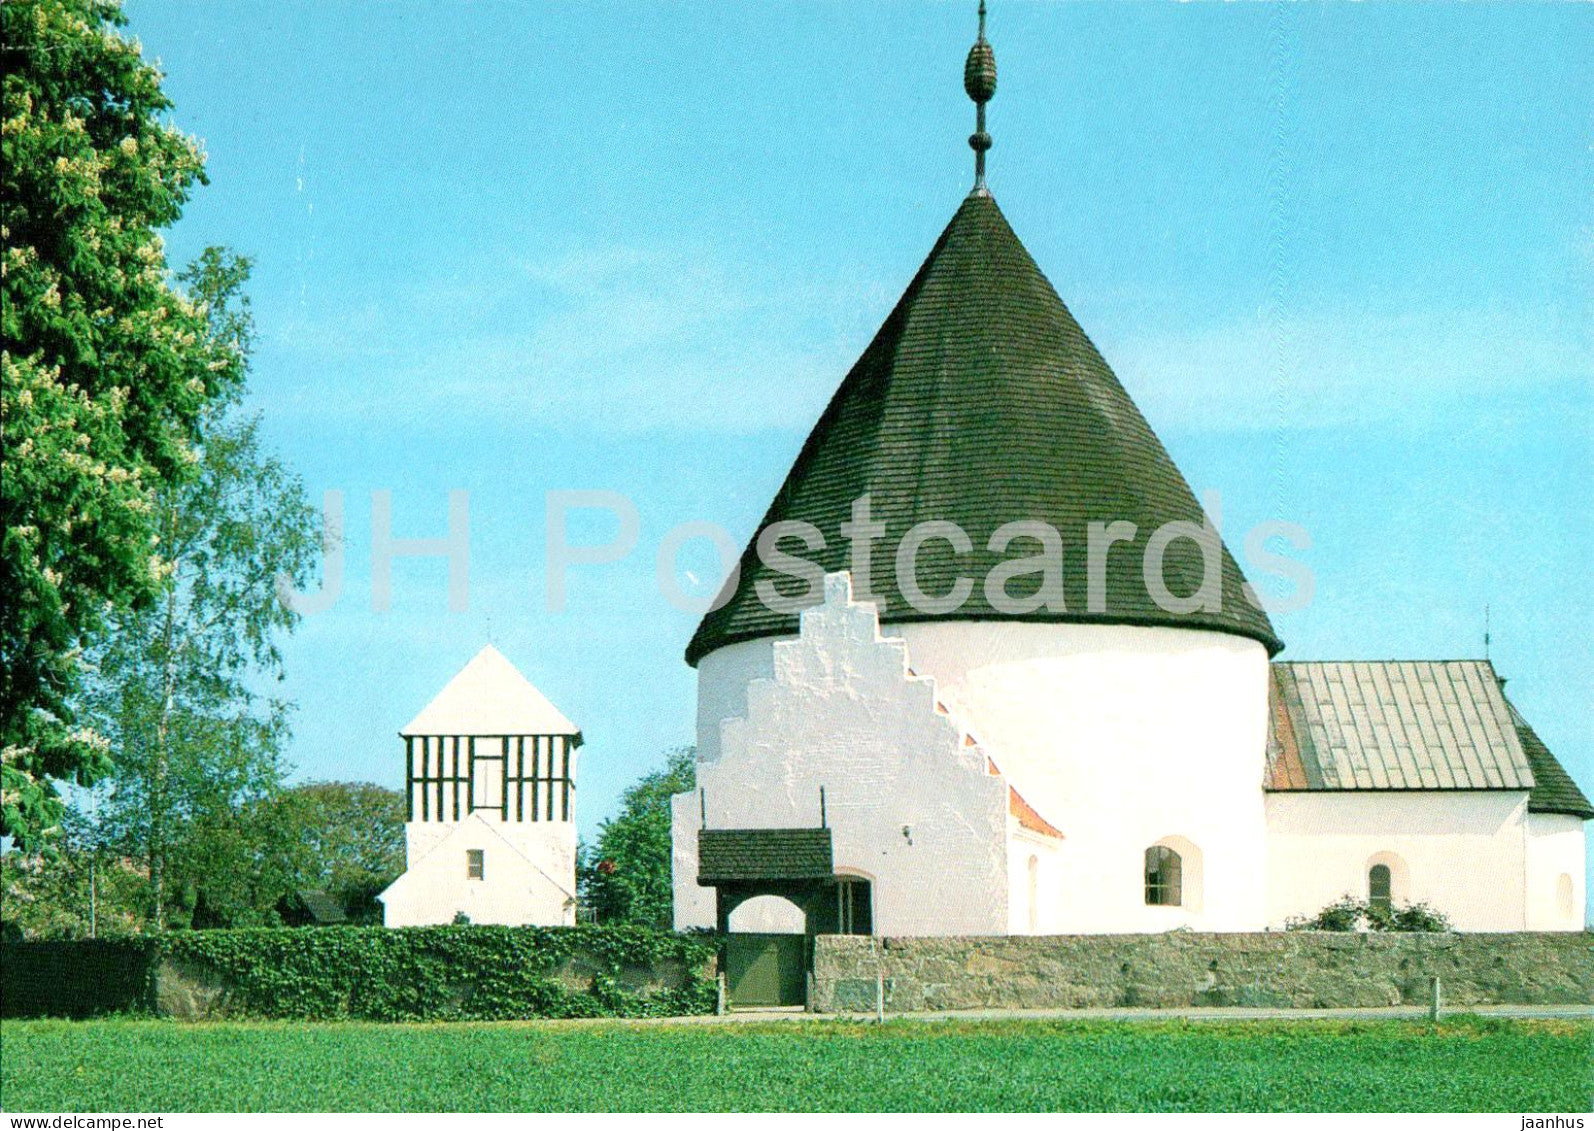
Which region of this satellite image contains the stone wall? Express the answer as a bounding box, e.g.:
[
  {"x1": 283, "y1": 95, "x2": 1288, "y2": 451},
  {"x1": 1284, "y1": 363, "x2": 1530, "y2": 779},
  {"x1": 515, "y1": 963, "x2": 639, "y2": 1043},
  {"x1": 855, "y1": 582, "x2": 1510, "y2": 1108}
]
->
[{"x1": 811, "y1": 932, "x2": 1594, "y2": 1013}]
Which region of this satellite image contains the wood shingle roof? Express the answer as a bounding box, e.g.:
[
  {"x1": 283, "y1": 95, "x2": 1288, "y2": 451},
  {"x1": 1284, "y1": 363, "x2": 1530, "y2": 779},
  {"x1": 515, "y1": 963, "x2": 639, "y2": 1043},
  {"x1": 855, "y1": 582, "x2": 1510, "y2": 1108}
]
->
[
  {"x1": 687, "y1": 191, "x2": 1281, "y2": 666},
  {"x1": 697, "y1": 828, "x2": 835, "y2": 884}
]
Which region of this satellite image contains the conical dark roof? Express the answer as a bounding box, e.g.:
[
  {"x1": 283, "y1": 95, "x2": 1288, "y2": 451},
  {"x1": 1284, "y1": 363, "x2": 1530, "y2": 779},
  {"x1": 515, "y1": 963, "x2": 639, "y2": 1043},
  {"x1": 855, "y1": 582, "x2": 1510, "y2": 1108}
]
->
[{"x1": 687, "y1": 191, "x2": 1281, "y2": 665}]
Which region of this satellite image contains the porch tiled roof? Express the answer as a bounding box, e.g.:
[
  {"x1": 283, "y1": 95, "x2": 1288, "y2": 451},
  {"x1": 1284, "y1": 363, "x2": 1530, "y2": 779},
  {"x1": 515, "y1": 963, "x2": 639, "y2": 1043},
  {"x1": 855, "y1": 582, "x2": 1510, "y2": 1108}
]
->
[{"x1": 697, "y1": 828, "x2": 835, "y2": 884}]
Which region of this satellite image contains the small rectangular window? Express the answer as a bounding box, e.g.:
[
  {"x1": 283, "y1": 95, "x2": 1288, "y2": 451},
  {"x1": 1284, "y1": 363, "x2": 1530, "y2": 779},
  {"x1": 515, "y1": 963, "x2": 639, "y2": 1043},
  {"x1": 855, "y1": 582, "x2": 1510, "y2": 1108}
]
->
[{"x1": 467, "y1": 849, "x2": 484, "y2": 880}]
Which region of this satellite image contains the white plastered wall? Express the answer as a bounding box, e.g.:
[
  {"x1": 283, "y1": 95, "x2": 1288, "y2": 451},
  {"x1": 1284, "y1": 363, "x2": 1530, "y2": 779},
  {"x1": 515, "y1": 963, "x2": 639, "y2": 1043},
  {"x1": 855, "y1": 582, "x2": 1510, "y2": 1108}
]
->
[
  {"x1": 1264, "y1": 791, "x2": 1531, "y2": 930},
  {"x1": 381, "y1": 813, "x2": 576, "y2": 927},
  {"x1": 693, "y1": 617, "x2": 1270, "y2": 933},
  {"x1": 894, "y1": 621, "x2": 1270, "y2": 932},
  {"x1": 673, "y1": 574, "x2": 1014, "y2": 936},
  {"x1": 1524, "y1": 811, "x2": 1587, "y2": 931},
  {"x1": 1007, "y1": 826, "x2": 1067, "y2": 934},
  {"x1": 404, "y1": 822, "x2": 450, "y2": 865}
]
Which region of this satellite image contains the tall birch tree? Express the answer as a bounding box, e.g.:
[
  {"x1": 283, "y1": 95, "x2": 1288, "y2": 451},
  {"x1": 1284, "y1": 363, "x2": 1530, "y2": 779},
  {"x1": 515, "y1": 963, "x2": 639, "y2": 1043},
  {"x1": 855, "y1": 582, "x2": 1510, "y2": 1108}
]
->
[{"x1": 84, "y1": 253, "x2": 322, "y2": 927}]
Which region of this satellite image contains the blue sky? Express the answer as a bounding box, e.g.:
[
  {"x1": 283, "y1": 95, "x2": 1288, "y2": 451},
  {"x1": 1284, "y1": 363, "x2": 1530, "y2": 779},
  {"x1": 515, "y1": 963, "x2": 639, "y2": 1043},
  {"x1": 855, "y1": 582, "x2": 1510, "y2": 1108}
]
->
[{"x1": 125, "y1": 1, "x2": 1590, "y2": 884}]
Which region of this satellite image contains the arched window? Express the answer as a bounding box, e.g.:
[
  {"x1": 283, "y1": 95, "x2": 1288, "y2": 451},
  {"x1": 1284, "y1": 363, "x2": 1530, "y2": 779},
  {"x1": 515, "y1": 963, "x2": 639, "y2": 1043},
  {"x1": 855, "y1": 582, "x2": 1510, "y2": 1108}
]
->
[
  {"x1": 1145, "y1": 845, "x2": 1182, "y2": 907},
  {"x1": 1368, "y1": 863, "x2": 1392, "y2": 912}
]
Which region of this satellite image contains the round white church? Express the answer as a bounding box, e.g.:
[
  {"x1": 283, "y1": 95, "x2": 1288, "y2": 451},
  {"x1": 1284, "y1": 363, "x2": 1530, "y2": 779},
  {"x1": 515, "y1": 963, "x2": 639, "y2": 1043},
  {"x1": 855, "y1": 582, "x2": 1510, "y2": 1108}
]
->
[{"x1": 668, "y1": 11, "x2": 1588, "y2": 943}]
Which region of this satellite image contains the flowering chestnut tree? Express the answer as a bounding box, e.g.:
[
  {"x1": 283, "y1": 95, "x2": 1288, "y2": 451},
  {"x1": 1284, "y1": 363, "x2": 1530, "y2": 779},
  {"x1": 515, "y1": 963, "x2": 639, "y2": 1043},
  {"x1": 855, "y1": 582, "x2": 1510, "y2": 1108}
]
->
[{"x1": 1, "y1": 0, "x2": 246, "y2": 847}]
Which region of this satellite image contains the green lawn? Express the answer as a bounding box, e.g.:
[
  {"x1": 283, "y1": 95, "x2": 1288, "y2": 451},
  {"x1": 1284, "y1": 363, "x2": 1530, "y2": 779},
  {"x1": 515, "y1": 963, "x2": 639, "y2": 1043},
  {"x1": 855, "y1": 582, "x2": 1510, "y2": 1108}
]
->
[{"x1": 2, "y1": 1015, "x2": 1589, "y2": 1113}]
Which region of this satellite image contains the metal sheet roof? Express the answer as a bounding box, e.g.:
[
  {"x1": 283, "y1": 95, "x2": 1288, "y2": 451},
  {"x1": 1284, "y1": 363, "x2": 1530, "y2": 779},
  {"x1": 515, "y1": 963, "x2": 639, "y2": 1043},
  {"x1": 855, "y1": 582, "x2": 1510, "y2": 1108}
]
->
[{"x1": 1266, "y1": 660, "x2": 1535, "y2": 792}]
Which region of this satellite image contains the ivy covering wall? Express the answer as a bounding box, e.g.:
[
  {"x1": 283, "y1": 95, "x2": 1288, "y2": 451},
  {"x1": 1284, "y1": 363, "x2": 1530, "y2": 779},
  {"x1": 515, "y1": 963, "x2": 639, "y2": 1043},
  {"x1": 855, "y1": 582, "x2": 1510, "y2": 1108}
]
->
[{"x1": 1, "y1": 926, "x2": 718, "y2": 1021}]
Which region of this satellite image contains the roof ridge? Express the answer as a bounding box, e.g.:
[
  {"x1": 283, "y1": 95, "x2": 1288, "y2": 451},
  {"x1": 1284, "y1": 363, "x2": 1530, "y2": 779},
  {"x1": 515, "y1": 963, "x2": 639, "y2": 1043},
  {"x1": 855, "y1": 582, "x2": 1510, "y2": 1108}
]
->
[{"x1": 1273, "y1": 658, "x2": 1500, "y2": 666}]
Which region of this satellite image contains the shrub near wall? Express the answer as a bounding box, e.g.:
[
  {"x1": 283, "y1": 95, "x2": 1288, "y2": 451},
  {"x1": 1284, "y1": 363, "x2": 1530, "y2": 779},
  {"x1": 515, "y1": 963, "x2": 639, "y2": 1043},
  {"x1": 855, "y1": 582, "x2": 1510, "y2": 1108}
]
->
[{"x1": 2, "y1": 926, "x2": 718, "y2": 1021}]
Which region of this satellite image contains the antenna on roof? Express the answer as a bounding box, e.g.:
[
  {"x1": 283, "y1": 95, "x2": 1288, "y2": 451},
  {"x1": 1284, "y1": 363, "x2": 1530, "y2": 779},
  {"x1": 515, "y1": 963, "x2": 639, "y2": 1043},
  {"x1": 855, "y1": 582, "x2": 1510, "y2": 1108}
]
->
[
  {"x1": 964, "y1": 1, "x2": 997, "y2": 193},
  {"x1": 1483, "y1": 603, "x2": 1491, "y2": 662}
]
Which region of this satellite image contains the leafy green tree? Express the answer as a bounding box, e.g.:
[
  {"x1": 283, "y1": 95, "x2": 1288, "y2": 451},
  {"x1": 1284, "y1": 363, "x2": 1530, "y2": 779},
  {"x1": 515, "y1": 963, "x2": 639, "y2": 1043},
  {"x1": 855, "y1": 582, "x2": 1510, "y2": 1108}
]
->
[
  {"x1": 245, "y1": 781, "x2": 406, "y2": 924},
  {"x1": 582, "y1": 747, "x2": 694, "y2": 928},
  {"x1": 0, "y1": 791, "x2": 150, "y2": 938},
  {"x1": 2, "y1": 0, "x2": 247, "y2": 848},
  {"x1": 82, "y1": 255, "x2": 321, "y2": 927},
  {"x1": 79, "y1": 780, "x2": 403, "y2": 930}
]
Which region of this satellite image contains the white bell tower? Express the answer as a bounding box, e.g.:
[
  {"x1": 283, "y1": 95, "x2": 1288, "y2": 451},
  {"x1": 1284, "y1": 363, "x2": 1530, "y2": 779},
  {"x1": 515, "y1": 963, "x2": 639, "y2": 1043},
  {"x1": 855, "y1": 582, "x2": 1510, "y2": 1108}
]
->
[{"x1": 378, "y1": 645, "x2": 583, "y2": 927}]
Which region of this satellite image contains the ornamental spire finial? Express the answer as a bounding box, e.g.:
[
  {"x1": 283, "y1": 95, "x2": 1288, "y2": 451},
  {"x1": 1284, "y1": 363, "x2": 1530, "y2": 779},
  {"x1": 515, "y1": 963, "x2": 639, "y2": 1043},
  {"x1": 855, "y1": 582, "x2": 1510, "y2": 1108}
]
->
[{"x1": 964, "y1": 0, "x2": 997, "y2": 193}]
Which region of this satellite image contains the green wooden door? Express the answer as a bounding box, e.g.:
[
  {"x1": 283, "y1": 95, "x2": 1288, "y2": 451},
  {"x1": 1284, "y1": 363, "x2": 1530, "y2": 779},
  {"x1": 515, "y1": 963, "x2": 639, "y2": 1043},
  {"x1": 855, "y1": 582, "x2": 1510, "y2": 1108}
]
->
[{"x1": 725, "y1": 933, "x2": 806, "y2": 1008}]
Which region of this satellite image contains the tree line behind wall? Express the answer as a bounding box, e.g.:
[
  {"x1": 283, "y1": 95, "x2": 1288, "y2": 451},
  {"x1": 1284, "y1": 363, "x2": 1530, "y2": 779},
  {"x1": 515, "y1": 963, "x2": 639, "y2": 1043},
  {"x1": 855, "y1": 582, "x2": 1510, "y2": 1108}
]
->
[
  {"x1": 579, "y1": 747, "x2": 695, "y2": 931},
  {"x1": 1, "y1": 781, "x2": 405, "y2": 937},
  {"x1": 4, "y1": 741, "x2": 698, "y2": 938}
]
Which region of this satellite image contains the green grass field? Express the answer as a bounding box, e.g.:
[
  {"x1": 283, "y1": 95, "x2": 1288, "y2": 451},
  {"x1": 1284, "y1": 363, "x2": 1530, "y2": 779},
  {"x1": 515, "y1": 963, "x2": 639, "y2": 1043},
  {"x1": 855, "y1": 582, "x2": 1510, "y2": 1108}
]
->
[{"x1": 2, "y1": 1015, "x2": 1589, "y2": 1113}]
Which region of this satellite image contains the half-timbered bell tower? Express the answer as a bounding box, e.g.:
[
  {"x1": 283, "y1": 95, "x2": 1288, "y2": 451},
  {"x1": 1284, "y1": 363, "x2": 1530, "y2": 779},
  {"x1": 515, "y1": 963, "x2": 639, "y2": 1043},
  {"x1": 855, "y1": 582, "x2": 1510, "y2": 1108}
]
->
[{"x1": 378, "y1": 645, "x2": 583, "y2": 927}]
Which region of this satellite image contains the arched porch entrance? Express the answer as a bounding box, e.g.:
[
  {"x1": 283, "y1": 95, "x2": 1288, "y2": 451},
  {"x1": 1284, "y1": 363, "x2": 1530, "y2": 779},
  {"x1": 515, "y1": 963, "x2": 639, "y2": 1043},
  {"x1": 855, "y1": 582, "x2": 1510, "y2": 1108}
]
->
[
  {"x1": 717, "y1": 878, "x2": 874, "y2": 1008},
  {"x1": 698, "y1": 827, "x2": 873, "y2": 1009}
]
